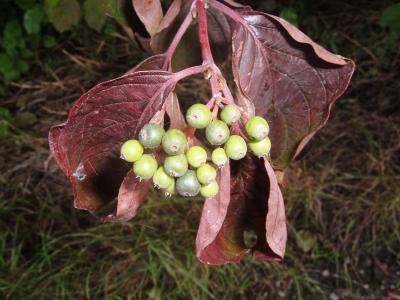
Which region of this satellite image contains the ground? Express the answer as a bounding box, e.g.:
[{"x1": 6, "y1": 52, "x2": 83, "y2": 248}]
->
[{"x1": 0, "y1": 0, "x2": 399, "y2": 299}]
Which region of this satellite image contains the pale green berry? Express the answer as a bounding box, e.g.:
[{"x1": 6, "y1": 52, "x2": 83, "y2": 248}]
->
[
  {"x1": 245, "y1": 116, "x2": 269, "y2": 141},
  {"x1": 211, "y1": 147, "x2": 228, "y2": 167},
  {"x1": 133, "y1": 154, "x2": 158, "y2": 179},
  {"x1": 248, "y1": 137, "x2": 271, "y2": 158},
  {"x1": 200, "y1": 181, "x2": 219, "y2": 198},
  {"x1": 176, "y1": 170, "x2": 200, "y2": 197},
  {"x1": 224, "y1": 135, "x2": 247, "y2": 160},
  {"x1": 162, "y1": 129, "x2": 187, "y2": 155},
  {"x1": 163, "y1": 180, "x2": 176, "y2": 197},
  {"x1": 220, "y1": 104, "x2": 241, "y2": 125},
  {"x1": 120, "y1": 139, "x2": 144, "y2": 162},
  {"x1": 186, "y1": 146, "x2": 207, "y2": 168},
  {"x1": 205, "y1": 120, "x2": 230, "y2": 145},
  {"x1": 186, "y1": 103, "x2": 212, "y2": 129},
  {"x1": 152, "y1": 167, "x2": 174, "y2": 189},
  {"x1": 139, "y1": 123, "x2": 165, "y2": 149},
  {"x1": 164, "y1": 154, "x2": 188, "y2": 177},
  {"x1": 196, "y1": 163, "x2": 217, "y2": 185}
]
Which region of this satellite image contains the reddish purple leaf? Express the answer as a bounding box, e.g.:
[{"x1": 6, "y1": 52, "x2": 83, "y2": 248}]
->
[
  {"x1": 102, "y1": 170, "x2": 151, "y2": 222},
  {"x1": 253, "y1": 159, "x2": 286, "y2": 260},
  {"x1": 232, "y1": 12, "x2": 355, "y2": 168},
  {"x1": 132, "y1": 0, "x2": 163, "y2": 37},
  {"x1": 196, "y1": 154, "x2": 287, "y2": 265},
  {"x1": 196, "y1": 161, "x2": 247, "y2": 264},
  {"x1": 49, "y1": 71, "x2": 176, "y2": 214},
  {"x1": 125, "y1": 54, "x2": 167, "y2": 74}
]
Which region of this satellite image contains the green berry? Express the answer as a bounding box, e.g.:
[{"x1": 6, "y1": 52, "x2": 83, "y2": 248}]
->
[
  {"x1": 176, "y1": 170, "x2": 200, "y2": 197},
  {"x1": 200, "y1": 181, "x2": 219, "y2": 198},
  {"x1": 186, "y1": 146, "x2": 207, "y2": 168},
  {"x1": 163, "y1": 180, "x2": 176, "y2": 197},
  {"x1": 196, "y1": 163, "x2": 217, "y2": 185},
  {"x1": 120, "y1": 139, "x2": 144, "y2": 162},
  {"x1": 245, "y1": 116, "x2": 269, "y2": 141},
  {"x1": 164, "y1": 154, "x2": 188, "y2": 177},
  {"x1": 139, "y1": 123, "x2": 165, "y2": 149},
  {"x1": 162, "y1": 129, "x2": 187, "y2": 155},
  {"x1": 220, "y1": 104, "x2": 241, "y2": 125},
  {"x1": 224, "y1": 135, "x2": 247, "y2": 160},
  {"x1": 152, "y1": 167, "x2": 174, "y2": 189},
  {"x1": 248, "y1": 137, "x2": 271, "y2": 158},
  {"x1": 186, "y1": 103, "x2": 212, "y2": 129},
  {"x1": 205, "y1": 120, "x2": 230, "y2": 145},
  {"x1": 211, "y1": 147, "x2": 228, "y2": 167},
  {"x1": 133, "y1": 154, "x2": 158, "y2": 179}
]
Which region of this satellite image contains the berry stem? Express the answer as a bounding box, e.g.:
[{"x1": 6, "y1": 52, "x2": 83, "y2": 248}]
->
[{"x1": 211, "y1": 104, "x2": 219, "y2": 120}]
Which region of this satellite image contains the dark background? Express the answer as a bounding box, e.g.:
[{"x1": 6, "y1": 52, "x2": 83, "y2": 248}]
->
[{"x1": 0, "y1": 0, "x2": 399, "y2": 299}]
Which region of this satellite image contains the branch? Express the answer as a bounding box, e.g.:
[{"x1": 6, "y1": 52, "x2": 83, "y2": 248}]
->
[{"x1": 163, "y1": 2, "x2": 196, "y2": 70}]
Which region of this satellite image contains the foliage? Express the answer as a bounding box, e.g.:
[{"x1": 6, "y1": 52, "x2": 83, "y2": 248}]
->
[
  {"x1": 48, "y1": 0, "x2": 354, "y2": 265},
  {"x1": 379, "y1": 2, "x2": 400, "y2": 46},
  {"x1": 0, "y1": 0, "x2": 129, "y2": 86},
  {"x1": 0, "y1": 107, "x2": 13, "y2": 138}
]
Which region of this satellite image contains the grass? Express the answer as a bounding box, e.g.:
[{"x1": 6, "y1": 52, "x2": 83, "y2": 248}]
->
[{"x1": 1, "y1": 0, "x2": 400, "y2": 299}]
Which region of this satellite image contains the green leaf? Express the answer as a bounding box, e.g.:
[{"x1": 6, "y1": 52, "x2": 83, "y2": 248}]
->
[
  {"x1": 295, "y1": 230, "x2": 316, "y2": 253},
  {"x1": 23, "y1": 4, "x2": 44, "y2": 34},
  {"x1": 21, "y1": 48, "x2": 34, "y2": 59},
  {"x1": 15, "y1": 0, "x2": 37, "y2": 10},
  {"x1": 17, "y1": 60, "x2": 29, "y2": 73},
  {"x1": 43, "y1": 35, "x2": 57, "y2": 48},
  {"x1": 0, "y1": 52, "x2": 16, "y2": 79},
  {"x1": 105, "y1": 0, "x2": 127, "y2": 24},
  {"x1": 3, "y1": 19, "x2": 23, "y2": 51},
  {"x1": 280, "y1": 8, "x2": 299, "y2": 27},
  {"x1": 0, "y1": 107, "x2": 12, "y2": 122},
  {"x1": 45, "y1": 0, "x2": 81, "y2": 32},
  {"x1": 45, "y1": 0, "x2": 60, "y2": 10},
  {"x1": 84, "y1": 0, "x2": 107, "y2": 32},
  {"x1": 379, "y1": 3, "x2": 400, "y2": 33}
]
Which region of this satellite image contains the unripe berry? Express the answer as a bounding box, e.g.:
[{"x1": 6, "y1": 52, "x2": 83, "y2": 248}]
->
[
  {"x1": 163, "y1": 179, "x2": 176, "y2": 197},
  {"x1": 205, "y1": 120, "x2": 230, "y2": 146},
  {"x1": 176, "y1": 170, "x2": 200, "y2": 197},
  {"x1": 139, "y1": 123, "x2": 165, "y2": 149},
  {"x1": 200, "y1": 180, "x2": 219, "y2": 198},
  {"x1": 211, "y1": 147, "x2": 228, "y2": 167},
  {"x1": 224, "y1": 135, "x2": 247, "y2": 160},
  {"x1": 162, "y1": 129, "x2": 187, "y2": 155},
  {"x1": 152, "y1": 167, "x2": 174, "y2": 189},
  {"x1": 186, "y1": 103, "x2": 212, "y2": 129},
  {"x1": 245, "y1": 116, "x2": 269, "y2": 141},
  {"x1": 220, "y1": 104, "x2": 241, "y2": 125},
  {"x1": 133, "y1": 154, "x2": 158, "y2": 179},
  {"x1": 120, "y1": 139, "x2": 144, "y2": 162},
  {"x1": 186, "y1": 146, "x2": 207, "y2": 168},
  {"x1": 164, "y1": 154, "x2": 189, "y2": 177},
  {"x1": 196, "y1": 163, "x2": 217, "y2": 185},
  {"x1": 248, "y1": 137, "x2": 271, "y2": 158}
]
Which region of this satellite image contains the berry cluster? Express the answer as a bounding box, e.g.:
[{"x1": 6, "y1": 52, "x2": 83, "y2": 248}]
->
[{"x1": 120, "y1": 103, "x2": 271, "y2": 199}]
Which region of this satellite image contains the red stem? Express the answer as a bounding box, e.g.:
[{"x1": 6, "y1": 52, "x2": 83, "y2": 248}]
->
[
  {"x1": 196, "y1": 0, "x2": 214, "y2": 64},
  {"x1": 173, "y1": 64, "x2": 210, "y2": 82}
]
